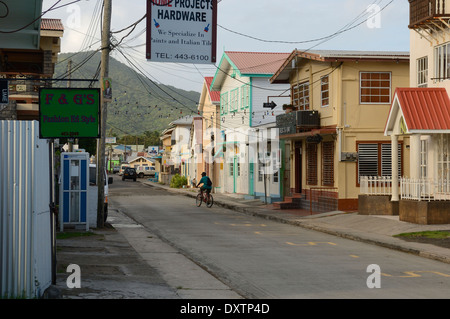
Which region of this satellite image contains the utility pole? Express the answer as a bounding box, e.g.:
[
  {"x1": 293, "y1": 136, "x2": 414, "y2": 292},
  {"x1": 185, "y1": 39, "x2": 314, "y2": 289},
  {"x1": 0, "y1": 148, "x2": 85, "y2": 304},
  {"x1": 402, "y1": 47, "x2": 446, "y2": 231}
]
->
[
  {"x1": 97, "y1": 0, "x2": 112, "y2": 228},
  {"x1": 67, "y1": 59, "x2": 73, "y2": 152}
]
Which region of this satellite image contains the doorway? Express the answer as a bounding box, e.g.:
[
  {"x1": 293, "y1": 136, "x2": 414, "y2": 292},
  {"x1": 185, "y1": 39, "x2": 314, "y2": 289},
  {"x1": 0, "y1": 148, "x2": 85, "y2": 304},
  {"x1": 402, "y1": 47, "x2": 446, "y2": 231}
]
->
[{"x1": 295, "y1": 142, "x2": 302, "y2": 193}]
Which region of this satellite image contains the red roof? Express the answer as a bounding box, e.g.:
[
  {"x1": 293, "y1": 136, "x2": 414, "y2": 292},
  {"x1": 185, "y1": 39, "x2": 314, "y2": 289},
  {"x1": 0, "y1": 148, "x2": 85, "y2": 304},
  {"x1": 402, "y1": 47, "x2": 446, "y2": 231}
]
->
[
  {"x1": 41, "y1": 19, "x2": 64, "y2": 32},
  {"x1": 390, "y1": 87, "x2": 450, "y2": 132},
  {"x1": 204, "y1": 77, "x2": 220, "y2": 103},
  {"x1": 225, "y1": 51, "x2": 290, "y2": 75}
]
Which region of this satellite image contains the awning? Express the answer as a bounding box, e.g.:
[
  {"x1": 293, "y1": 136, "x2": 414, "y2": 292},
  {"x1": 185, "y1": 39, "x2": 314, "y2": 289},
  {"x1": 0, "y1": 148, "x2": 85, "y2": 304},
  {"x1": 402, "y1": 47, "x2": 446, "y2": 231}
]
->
[
  {"x1": 279, "y1": 127, "x2": 336, "y2": 140},
  {"x1": 385, "y1": 87, "x2": 450, "y2": 135}
]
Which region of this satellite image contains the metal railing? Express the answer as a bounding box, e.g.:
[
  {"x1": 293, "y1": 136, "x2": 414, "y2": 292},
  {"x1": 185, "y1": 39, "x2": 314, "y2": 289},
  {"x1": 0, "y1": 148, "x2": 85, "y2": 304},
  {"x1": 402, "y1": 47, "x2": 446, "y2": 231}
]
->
[{"x1": 308, "y1": 187, "x2": 338, "y2": 214}]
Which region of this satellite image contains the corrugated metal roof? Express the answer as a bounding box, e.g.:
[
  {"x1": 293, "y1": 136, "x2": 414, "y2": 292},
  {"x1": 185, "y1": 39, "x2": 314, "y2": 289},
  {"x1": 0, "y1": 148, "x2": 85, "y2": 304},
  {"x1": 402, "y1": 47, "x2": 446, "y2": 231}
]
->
[
  {"x1": 271, "y1": 49, "x2": 409, "y2": 83},
  {"x1": 225, "y1": 51, "x2": 290, "y2": 75},
  {"x1": 391, "y1": 88, "x2": 450, "y2": 132},
  {"x1": 306, "y1": 49, "x2": 409, "y2": 59},
  {"x1": 204, "y1": 77, "x2": 220, "y2": 103},
  {"x1": 41, "y1": 18, "x2": 64, "y2": 31}
]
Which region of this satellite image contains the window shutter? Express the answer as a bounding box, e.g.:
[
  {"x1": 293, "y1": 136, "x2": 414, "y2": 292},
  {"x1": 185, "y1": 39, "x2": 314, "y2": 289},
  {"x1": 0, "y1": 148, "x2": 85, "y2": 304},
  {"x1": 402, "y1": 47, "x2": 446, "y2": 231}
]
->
[
  {"x1": 322, "y1": 142, "x2": 334, "y2": 186},
  {"x1": 381, "y1": 143, "x2": 401, "y2": 178},
  {"x1": 307, "y1": 143, "x2": 317, "y2": 185},
  {"x1": 358, "y1": 144, "x2": 378, "y2": 182}
]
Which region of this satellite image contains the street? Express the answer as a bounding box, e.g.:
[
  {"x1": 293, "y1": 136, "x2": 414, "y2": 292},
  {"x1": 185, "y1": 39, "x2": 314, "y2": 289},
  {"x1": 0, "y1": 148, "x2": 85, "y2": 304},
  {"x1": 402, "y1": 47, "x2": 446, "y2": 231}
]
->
[{"x1": 109, "y1": 175, "x2": 450, "y2": 299}]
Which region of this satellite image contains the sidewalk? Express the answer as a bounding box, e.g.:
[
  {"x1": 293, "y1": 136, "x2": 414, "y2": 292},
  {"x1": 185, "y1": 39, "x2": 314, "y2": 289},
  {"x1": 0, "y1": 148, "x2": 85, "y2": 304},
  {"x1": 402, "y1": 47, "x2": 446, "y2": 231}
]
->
[{"x1": 142, "y1": 181, "x2": 450, "y2": 265}]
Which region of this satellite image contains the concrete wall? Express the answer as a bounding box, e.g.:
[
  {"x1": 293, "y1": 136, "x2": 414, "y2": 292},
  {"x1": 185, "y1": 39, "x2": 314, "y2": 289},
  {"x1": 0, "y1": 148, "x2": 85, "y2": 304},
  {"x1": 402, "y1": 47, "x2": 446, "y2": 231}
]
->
[{"x1": 400, "y1": 200, "x2": 450, "y2": 225}]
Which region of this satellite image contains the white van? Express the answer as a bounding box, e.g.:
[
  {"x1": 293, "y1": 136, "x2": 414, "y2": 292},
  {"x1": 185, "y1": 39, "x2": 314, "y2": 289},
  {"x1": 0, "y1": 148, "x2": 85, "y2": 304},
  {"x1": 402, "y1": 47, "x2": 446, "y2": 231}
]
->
[
  {"x1": 118, "y1": 163, "x2": 129, "y2": 176},
  {"x1": 136, "y1": 166, "x2": 156, "y2": 178}
]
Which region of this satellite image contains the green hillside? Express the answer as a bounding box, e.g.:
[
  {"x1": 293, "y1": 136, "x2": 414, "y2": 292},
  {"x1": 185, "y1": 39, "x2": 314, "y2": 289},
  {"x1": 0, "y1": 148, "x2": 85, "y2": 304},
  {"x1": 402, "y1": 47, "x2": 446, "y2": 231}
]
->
[{"x1": 54, "y1": 51, "x2": 201, "y2": 136}]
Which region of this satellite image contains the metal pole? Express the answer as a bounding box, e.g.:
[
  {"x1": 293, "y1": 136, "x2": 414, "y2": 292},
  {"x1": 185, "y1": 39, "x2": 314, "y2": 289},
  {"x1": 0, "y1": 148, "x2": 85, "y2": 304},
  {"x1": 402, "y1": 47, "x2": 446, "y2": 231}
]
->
[{"x1": 97, "y1": 0, "x2": 112, "y2": 228}]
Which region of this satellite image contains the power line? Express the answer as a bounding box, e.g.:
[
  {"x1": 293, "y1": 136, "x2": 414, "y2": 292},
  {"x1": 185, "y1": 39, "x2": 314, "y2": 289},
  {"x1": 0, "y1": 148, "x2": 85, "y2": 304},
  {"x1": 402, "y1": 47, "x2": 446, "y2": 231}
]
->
[{"x1": 217, "y1": 0, "x2": 392, "y2": 45}]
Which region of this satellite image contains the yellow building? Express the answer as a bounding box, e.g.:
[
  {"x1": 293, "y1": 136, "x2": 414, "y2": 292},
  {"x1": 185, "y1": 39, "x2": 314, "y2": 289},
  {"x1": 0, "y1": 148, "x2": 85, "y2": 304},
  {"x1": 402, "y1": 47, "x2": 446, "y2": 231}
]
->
[
  {"x1": 271, "y1": 50, "x2": 410, "y2": 211},
  {"x1": 192, "y1": 77, "x2": 220, "y2": 190}
]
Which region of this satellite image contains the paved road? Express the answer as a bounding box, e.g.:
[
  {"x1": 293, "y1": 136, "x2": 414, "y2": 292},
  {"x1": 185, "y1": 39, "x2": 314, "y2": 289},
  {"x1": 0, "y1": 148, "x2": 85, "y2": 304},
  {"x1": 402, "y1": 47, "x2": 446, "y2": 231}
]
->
[{"x1": 109, "y1": 176, "x2": 450, "y2": 299}]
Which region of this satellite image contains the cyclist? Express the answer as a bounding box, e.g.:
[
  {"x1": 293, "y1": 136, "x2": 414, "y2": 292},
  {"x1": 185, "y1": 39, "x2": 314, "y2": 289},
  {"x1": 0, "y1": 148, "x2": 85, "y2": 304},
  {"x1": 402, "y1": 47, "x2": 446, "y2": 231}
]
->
[{"x1": 196, "y1": 172, "x2": 212, "y2": 201}]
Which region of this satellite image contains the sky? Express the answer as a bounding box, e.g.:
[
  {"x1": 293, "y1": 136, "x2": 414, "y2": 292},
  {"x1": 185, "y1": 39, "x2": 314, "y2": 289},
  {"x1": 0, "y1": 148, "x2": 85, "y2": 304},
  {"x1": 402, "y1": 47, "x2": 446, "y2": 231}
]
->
[{"x1": 42, "y1": 0, "x2": 410, "y2": 93}]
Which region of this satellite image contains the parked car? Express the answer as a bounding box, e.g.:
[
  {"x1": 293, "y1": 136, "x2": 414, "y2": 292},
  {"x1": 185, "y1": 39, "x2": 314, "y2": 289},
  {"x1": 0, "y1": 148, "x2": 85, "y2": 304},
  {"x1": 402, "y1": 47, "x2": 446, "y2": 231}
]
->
[
  {"x1": 112, "y1": 166, "x2": 120, "y2": 174},
  {"x1": 122, "y1": 167, "x2": 137, "y2": 181},
  {"x1": 118, "y1": 164, "x2": 129, "y2": 176},
  {"x1": 136, "y1": 166, "x2": 156, "y2": 178}
]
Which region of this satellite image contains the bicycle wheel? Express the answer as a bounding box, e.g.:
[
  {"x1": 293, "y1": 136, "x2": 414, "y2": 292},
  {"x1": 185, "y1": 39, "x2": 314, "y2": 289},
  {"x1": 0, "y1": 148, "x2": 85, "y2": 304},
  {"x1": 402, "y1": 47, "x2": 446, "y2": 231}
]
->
[
  {"x1": 196, "y1": 193, "x2": 203, "y2": 207},
  {"x1": 206, "y1": 194, "x2": 213, "y2": 208}
]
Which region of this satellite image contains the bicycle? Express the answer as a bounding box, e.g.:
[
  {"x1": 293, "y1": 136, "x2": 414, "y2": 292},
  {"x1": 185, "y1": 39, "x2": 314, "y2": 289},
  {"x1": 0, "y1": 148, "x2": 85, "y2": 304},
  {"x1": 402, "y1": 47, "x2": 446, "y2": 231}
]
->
[{"x1": 196, "y1": 189, "x2": 213, "y2": 208}]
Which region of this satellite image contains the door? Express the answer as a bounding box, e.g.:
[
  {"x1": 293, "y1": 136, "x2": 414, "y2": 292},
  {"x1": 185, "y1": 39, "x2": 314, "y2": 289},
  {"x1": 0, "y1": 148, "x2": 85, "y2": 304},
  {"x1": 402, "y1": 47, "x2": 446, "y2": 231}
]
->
[
  {"x1": 249, "y1": 163, "x2": 254, "y2": 196},
  {"x1": 233, "y1": 157, "x2": 237, "y2": 193},
  {"x1": 295, "y1": 142, "x2": 302, "y2": 193},
  {"x1": 61, "y1": 153, "x2": 89, "y2": 231}
]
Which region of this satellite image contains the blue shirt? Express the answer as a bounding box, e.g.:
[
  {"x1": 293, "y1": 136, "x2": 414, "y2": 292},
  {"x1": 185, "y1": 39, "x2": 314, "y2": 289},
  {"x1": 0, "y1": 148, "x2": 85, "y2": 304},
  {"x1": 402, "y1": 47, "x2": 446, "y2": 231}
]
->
[{"x1": 198, "y1": 176, "x2": 212, "y2": 189}]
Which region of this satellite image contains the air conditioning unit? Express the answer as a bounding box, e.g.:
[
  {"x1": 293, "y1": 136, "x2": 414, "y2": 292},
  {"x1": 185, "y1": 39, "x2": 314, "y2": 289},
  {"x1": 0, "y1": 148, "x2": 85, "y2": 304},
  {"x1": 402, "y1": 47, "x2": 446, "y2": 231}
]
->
[
  {"x1": 341, "y1": 152, "x2": 358, "y2": 162},
  {"x1": 296, "y1": 110, "x2": 320, "y2": 128}
]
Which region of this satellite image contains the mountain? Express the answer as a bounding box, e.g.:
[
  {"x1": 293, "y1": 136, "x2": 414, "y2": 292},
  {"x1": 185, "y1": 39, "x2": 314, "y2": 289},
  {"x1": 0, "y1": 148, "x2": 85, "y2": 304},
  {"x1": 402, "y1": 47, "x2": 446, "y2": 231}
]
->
[{"x1": 54, "y1": 51, "x2": 201, "y2": 136}]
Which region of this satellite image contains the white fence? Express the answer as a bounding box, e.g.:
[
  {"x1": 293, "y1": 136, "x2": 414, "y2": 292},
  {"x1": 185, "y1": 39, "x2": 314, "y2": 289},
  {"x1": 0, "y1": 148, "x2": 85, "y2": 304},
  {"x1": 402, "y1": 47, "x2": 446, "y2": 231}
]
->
[
  {"x1": 0, "y1": 121, "x2": 52, "y2": 298},
  {"x1": 400, "y1": 178, "x2": 450, "y2": 201},
  {"x1": 361, "y1": 176, "x2": 450, "y2": 201},
  {"x1": 360, "y1": 176, "x2": 393, "y2": 195}
]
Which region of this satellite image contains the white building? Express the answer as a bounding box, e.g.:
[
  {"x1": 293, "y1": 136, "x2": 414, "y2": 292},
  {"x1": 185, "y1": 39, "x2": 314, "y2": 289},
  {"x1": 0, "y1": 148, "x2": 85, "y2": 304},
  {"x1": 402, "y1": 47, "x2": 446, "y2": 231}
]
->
[{"x1": 210, "y1": 51, "x2": 290, "y2": 202}]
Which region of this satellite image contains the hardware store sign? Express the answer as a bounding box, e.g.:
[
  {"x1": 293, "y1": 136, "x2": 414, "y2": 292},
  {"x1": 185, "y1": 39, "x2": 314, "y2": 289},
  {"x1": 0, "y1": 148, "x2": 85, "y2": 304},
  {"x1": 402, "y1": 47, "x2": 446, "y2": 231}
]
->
[
  {"x1": 147, "y1": 0, "x2": 217, "y2": 64},
  {"x1": 39, "y1": 88, "x2": 100, "y2": 139}
]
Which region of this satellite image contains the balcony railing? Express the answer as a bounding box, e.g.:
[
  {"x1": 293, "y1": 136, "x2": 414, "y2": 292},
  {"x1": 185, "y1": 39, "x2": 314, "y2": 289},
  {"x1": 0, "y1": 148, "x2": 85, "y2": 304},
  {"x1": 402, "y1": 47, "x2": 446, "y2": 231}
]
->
[
  {"x1": 409, "y1": 0, "x2": 450, "y2": 28},
  {"x1": 276, "y1": 110, "x2": 320, "y2": 136}
]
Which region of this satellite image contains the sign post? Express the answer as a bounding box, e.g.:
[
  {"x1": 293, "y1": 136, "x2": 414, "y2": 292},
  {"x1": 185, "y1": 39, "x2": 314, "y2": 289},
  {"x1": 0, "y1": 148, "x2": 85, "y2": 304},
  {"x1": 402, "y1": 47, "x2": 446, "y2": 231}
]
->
[{"x1": 146, "y1": 0, "x2": 217, "y2": 64}]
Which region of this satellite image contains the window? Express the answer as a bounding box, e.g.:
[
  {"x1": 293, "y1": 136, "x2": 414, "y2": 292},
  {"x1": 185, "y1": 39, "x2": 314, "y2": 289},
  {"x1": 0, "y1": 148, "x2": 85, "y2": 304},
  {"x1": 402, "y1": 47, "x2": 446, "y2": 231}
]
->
[
  {"x1": 357, "y1": 142, "x2": 401, "y2": 183},
  {"x1": 292, "y1": 81, "x2": 309, "y2": 110},
  {"x1": 272, "y1": 151, "x2": 279, "y2": 183},
  {"x1": 220, "y1": 92, "x2": 229, "y2": 115},
  {"x1": 229, "y1": 162, "x2": 234, "y2": 176},
  {"x1": 306, "y1": 143, "x2": 317, "y2": 185},
  {"x1": 435, "y1": 42, "x2": 450, "y2": 81},
  {"x1": 230, "y1": 88, "x2": 239, "y2": 113},
  {"x1": 322, "y1": 141, "x2": 334, "y2": 186},
  {"x1": 417, "y1": 56, "x2": 428, "y2": 88},
  {"x1": 240, "y1": 84, "x2": 250, "y2": 109},
  {"x1": 360, "y1": 72, "x2": 391, "y2": 104},
  {"x1": 321, "y1": 76, "x2": 329, "y2": 107},
  {"x1": 437, "y1": 134, "x2": 450, "y2": 182},
  {"x1": 421, "y1": 139, "x2": 428, "y2": 179}
]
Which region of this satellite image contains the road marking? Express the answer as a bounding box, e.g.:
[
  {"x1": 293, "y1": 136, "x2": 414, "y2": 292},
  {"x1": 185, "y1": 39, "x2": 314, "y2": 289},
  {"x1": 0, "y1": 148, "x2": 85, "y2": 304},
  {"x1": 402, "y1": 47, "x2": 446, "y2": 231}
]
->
[
  {"x1": 228, "y1": 223, "x2": 267, "y2": 227},
  {"x1": 214, "y1": 222, "x2": 267, "y2": 227},
  {"x1": 382, "y1": 271, "x2": 450, "y2": 278},
  {"x1": 286, "y1": 241, "x2": 337, "y2": 246},
  {"x1": 349, "y1": 255, "x2": 359, "y2": 258}
]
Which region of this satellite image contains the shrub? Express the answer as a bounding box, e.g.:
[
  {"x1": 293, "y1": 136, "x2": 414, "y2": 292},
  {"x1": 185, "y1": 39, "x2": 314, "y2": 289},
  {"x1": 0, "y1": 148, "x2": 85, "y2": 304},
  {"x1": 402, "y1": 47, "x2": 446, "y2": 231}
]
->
[{"x1": 170, "y1": 174, "x2": 187, "y2": 188}]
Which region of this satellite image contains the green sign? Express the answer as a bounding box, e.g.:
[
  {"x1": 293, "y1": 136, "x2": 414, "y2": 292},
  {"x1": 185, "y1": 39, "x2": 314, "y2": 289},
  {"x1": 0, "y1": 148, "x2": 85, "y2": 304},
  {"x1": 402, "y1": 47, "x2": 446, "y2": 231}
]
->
[{"x1": 39, "y1": 88, "x2": 101, "y2": 138}]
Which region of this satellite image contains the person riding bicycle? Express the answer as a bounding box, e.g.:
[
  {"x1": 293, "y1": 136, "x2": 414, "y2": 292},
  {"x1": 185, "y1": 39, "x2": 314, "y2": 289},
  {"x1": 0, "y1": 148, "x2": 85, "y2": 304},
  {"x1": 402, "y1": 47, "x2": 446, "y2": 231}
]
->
[{"x1": 196, "y1": 172, "x2": 212, "y2": 199}]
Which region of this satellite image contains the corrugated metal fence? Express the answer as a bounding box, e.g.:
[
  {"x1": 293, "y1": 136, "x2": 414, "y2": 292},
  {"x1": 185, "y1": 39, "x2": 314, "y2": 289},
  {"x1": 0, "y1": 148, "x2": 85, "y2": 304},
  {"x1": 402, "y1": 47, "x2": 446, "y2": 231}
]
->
[{"x1": 0, "y1": 120, "x2": 52, "y2": 298}]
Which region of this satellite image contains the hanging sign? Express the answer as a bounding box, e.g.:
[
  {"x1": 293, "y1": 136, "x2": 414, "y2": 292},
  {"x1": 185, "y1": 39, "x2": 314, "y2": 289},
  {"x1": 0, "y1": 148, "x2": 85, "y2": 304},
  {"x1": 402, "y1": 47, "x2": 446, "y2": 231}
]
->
[
  {"x1": 39, "y1": 88, "x2": 101, "y2": 139},
  {"x1": 0, "y1": 79, "x2": 8, "y2": 104},
  {"x1": 146, "y1": 0, "x2": 217, "y2": 64}
]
